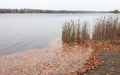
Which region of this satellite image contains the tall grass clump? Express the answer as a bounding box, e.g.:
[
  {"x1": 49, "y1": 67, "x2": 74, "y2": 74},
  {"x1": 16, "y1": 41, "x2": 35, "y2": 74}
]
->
[
  {"x1": 76, "y1": 20, "x2": 81, "y2": 42},
  {"x1": 92, "y1": 16, "x2": 120, "y2": 44},
  {"x1": 81, "y1": 21, "x2": 90, "y2": 40},
  {"x1": 62, "y1": 20, "x2": 90, "y2": 43},
  {"x1": 62, "y1": 20, "x2": 76, "y2": 43}
]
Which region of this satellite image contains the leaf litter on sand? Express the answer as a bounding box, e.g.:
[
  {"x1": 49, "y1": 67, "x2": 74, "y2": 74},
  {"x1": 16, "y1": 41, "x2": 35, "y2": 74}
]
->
[
  {"x1": 0, "y1": 38, "x2": 93, "y2": 75},
  {"x1": 0, "y1": 38, "x2": 120, "y2": 75}
]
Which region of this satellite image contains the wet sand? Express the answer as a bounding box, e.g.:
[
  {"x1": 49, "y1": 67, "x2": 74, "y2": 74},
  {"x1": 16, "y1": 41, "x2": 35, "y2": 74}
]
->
[
  {"x1": 0, "y1": 38, "x2": 120, "y2": 75},
  {"x1": 78, "y1": 40, "x2": 120, "y2": 75},
  {"x1": 79, "y1": 51, "x2": 120, "y2": 75},
  {"x1": 0, "y1": 38, "x2": 93, "y2": 75}
]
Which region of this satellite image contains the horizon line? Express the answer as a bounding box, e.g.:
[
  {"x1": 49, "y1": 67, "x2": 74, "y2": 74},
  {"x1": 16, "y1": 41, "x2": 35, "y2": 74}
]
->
[{"x1": 0, "y1": 8, "x2": 119, "y2": 11}]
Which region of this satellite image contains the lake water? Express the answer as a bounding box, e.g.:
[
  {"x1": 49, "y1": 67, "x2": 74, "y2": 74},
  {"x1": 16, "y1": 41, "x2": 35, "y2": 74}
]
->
[{"x1": 0, "y1": 13, "x2": 118, "y2": 55}]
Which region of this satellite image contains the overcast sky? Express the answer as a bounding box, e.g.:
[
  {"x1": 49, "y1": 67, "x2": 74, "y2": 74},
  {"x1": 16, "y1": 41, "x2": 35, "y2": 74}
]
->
[{"x1": 0, "y1": 0, "x2": 119, "y2": 11}]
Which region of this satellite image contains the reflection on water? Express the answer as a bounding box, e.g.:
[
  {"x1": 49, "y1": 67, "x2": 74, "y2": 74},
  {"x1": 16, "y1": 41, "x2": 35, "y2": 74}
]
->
[
  {"x1": 0, "y1": 13, "x2": 117, "y2": 55},
  {"x1": 0, "y1": 38, "x2": 93, "y2": 74}
]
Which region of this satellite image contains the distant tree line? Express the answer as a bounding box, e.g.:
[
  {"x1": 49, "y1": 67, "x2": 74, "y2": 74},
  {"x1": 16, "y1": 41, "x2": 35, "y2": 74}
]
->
[
  {"x1": 0, "y1": 9, "x2": 119, "y2": 13},
  {"x1": 112, "y1": 10, "x2": 119, "y2": 13},
  {"x1": 0, "y1": 9, "x2": 98, "y2": 13},
  {"x1": 108, "y1": 10, "x2": 120, "y2": 14}
]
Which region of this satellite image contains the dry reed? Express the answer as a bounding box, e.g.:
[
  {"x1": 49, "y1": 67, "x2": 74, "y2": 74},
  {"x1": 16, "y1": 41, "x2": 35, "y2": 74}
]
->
[
  {"x1": 92, "y1": 16, "x2": 120, "y2": 44},
  {"x1": 62, "y1": 20, "x2": 90, "y2": 43},
  {"x1": 62, "y1": 16, "x2": 120, "y2": 44}
]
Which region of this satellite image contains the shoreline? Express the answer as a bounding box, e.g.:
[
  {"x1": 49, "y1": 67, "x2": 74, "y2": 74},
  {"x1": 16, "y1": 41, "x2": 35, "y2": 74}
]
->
[
  {"x1": 0, "y1": 38, "x2": 93, "y2": 75},
  {"x1": 78, "y1": 40, "x2": 120, "y2": 75},
  {"x1": 79, "y1": 50, "x2": 120, "y2": 75},
  {"x1": 0, "y1": 38, "x2": 120, "y2": 75}
]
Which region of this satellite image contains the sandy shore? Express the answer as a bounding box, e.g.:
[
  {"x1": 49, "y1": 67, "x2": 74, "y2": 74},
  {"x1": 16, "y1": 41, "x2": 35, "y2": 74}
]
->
[
  {"x1": 0, "y1": 38, "x2": 93, "y2": 75},
  {"x1": 78, "y1": 40, "x2": 120, "y2": 75},
  {"x1": 79, "y1": 51, "x2": 120, "y2": 75},
  {"x1": 0, "y1": 38, "x2": 120, "y2": 75}
]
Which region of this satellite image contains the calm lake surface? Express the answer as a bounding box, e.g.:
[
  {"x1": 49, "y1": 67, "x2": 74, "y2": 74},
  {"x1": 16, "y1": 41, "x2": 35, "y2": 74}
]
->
[{"x1": 0, "y1": 13, "x2": 119, "y2": 55}]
